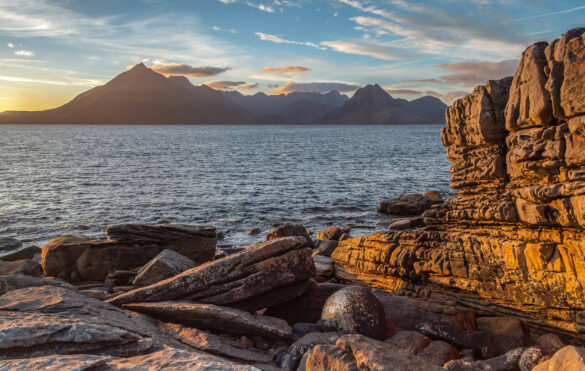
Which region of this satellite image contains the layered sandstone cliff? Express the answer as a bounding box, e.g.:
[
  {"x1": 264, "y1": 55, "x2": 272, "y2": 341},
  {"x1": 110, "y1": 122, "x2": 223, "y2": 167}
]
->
[{"x1": 332, "y1": 28, "x2": 585, "y2": 338}]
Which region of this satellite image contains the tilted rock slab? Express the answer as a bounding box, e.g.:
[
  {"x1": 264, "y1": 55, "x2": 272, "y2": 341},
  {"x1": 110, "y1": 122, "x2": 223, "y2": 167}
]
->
[
  {"x1": 124, "y1": 301, "x2": 292, "y2": 339},
  {"x1": 107, "y1": 237, "x2": 315, "y2": 310},
  {"x1": 331, "y1": 27, "x2": 585, "y2": 338},
  {"x1": 133, "y1": 248, "x2": 195, "y2": 287}
]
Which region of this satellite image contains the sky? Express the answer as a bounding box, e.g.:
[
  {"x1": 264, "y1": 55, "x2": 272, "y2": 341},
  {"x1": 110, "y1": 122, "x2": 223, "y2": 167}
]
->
[{"x1": 0, "y1": 0, "x2": 584, "y2": 112}]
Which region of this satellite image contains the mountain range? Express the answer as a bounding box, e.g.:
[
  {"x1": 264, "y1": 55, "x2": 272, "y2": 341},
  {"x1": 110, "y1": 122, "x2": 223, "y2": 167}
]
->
[{"x1": 0, "y1": 64, "x2": 447, "y2": 125}]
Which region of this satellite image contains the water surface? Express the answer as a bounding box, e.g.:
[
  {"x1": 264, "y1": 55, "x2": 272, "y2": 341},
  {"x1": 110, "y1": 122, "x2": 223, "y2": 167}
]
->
[{"x1": 0, "y1": 125, "x2": 452, "y2": 249}]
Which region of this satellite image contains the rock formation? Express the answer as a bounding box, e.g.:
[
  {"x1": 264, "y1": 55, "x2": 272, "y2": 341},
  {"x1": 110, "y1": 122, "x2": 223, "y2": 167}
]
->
[{"x1": 332, "y1": 27, "x2": 585, "y2": 338}]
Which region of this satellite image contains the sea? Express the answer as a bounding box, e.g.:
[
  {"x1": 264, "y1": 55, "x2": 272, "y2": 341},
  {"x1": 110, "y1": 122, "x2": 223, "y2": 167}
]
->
[{"x1": 0, "y1": 124, "x2": 452, "y2": 250}]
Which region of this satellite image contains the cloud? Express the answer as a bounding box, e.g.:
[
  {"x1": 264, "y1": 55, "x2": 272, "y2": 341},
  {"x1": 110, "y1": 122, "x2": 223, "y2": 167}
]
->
[
  {"x1": 517, "y1": 5, "x2": 585, "y2": 21},
  {"x1": 212, "y1": 25, "x2": 237, "y2": 34},
  {"x1": 386, "y1": 89, "x2": 421, "y2": 95},
  {"x1": 445, "y1": 91, "x2": 469, "y2": 101},
  {"x1": 320, "y1": 40, "x2": 406, "y2": 61},
  {"x1": 151, "y1": 63, "x2": 230, "y2": 77},
  {"x1": 255, "y1": 32, "x2": 325, "y2": 50},
  {"x1": 438, "y1": 59, "x2": 518, "y2": 86},
  {"x1": 270, "y1": 81, "x2": 360, "y2": 94},
  {"x1": 7, "y1": 43, "x2": 14, "y2": 48},
  {"x1": 259, "y1": 65, "x2": 311, "y2": 75},
  {"x1": 246, "y1": 1, "x2": 275, "y2": 13},
  {"x1": 14, "y1": 50, "x2": 34, "y2": 57},
  {"x1": 203, "y1": 80, "x2": 258, "y2": 90}
]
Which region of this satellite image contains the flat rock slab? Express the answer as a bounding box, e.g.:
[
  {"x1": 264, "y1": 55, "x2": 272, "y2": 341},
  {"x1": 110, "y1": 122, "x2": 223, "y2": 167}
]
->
[
  {"x1": 133, "y1": 249, "x2": 195, "y2": 287},
  {"x1": 124, "y1": 301, "x2": 292, "y2": 339},
  {"x1": 0, "y1": 275, "x2": 73, "y2": 295},
  {"x1": 0, "y1": 246, "x2": 41, "y2": 262},
  {"x1": 0, "y1": 259, "x2": 42, "y2": 277},
  {"x1": 0, "y1": 348, "x2": 259, "y2": 371},
  {"x1": 107, "y1": 237, "x2": 315, "y2": 311}
]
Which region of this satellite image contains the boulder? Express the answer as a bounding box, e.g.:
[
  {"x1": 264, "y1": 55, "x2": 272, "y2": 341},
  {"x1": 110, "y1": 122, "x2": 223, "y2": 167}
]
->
[
  {"x1": 445, "y1": 347, "x2": 525, "y2": 371},
  {"x1": 266, "y1": 224, "x2": 313, "y2": 247},
  {"x1": 316, "y1": 226, "x2": 343, "y2": 241},
  {"x1": 0, "y1": 245, "x2": 41, "y2": 261},
  {"x1": 0, "y1": 348, "x2": 258, "y2": 370},
  {"x1": 124, "y1": 301, "x2": 292, "y2": 339},
  {"x1": 321, "y1": 286, "x2": 386, "y2": 340},
  {"x1": 377, "y1": 193, "x2": 443, "y2": 216},
  {"x1": 0, "y1": 237, "x2": 22, "y2": 252},
  {"x1": 0, "y1": 275, "x2": 73, "y2": 295},
  {"x1": 246, "y1": 228, "x2": 261, "y2": 235},
  {"x1": 312, "y1": 255, "x2": 334, "y2": 278},
  {"x1": 418, "y1": 341, "x2": 460, "y2": 366},
  {"x1": 265, "y1": 283, "x2": 345, "y2": 324},
  {"x1": 279, "y1": 332, "x2": 342, "y2": 370},
  {"x1": 0, "y1": 259, "x2": 42, "y2": 277},
  {"x1": 107, "y1": 237, "x2": 315, "y2": 311},
  {"x1": 305, "y1": 334, "x2": 444, "y2": 371},
  {"x1": 532, "y1": 345, "x2": 585, "y2": 371},
  {"x1": 314, "y1": 239, "x2": 338, "y2": 257},
  {"x1": 133, "y1": 249, "x2": 195, "y2": 287},
  {"x1": 383, "y1": 330, "x2": 431, "y2": 354},
  {"x1": 41, "y1": 235, "x2": 89, "y2": 280},
  {"x1": 475, "y1": 317, "x2": 531, "y2": 358},
  {"x1": 388, "y1": 217, "x2": 425, "y2": 230}
]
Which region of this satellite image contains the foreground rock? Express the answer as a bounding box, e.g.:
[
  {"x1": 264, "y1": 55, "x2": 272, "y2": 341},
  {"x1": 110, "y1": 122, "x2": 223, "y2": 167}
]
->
[
  {"x1": 108, "y1": 237, "x2": 315, "y2": 310},
  {"x1": 0, "y1": 275, "x2": 73, "y2": 295},
  {"x1": 0, "y1": 245, "x2": 41, "y2": 261},
  {"x1": 321, "y1": 286, "x2": 385, "y2": 340},
  {"x1": 41, "y1": 224, "x2": 217, "y2": 281},
  {"x1": 532, "y1": 345, "x2": 585, "y2": 370},
  {"x1": 332, "y1": 27, "x2": 585, "y2": 337},
  {"x1": 266, "y1": 224, "x2": 314, "y2": 247},
  {"x1": 0, "y1": 259, "x2": 42, "y2": 277},
  {"x1": 124, "y1": 301, "x2": 292, "y2": 339},
  {"x1": 377, "y1": 191, "x2": 443, "y2": 216},
  {"x1": 133, "y1": 249, "x2": 195, "y2": 286}
]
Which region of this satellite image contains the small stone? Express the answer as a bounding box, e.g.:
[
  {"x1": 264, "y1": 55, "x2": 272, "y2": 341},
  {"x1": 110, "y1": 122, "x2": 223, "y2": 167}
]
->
[
  {"x1": 314, "y1": 240, "x2": 338, "y2": 257},
  {"x1": 384, "y1": 330, "x2": 432, "y2": 354},
  {"x1": 316, "y1": 226, "x2": 343, "y2": 241},
  {"x1": 246, "y1": 228, "x2": 261, "y2": 235},
  {"x1": 321, "y1": 286, "x2": 386, "y2": 340},
  {"x1": 418, "y1": 341, "x2": 461, "y2": 366},
  {"x1": 266, "y1": 224, "x2": 313, "y2": 247}
]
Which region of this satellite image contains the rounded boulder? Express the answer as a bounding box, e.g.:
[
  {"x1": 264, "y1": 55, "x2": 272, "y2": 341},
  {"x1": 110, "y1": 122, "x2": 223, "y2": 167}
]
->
[{"x1": 320, "y1": 286, "x2": 385, "y2": 340}]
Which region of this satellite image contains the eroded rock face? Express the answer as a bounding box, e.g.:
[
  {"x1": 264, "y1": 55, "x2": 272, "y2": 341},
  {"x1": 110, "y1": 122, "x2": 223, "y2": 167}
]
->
[
  {"x1": 107, "y1": 237, "x2": 315, "y2": 311},
  {"x1": 331, "y1": 27, "x2": 585, "y2": 337}
]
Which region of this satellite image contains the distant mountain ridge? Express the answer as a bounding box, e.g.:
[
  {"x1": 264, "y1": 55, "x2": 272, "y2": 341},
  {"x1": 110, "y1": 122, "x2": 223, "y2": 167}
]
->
[
  {"x1": 0, "y1": 65, "x2": 447, "y2": 125},
  {"x1": 320, "y1": 84, "x2": 447, "y2": 124}
]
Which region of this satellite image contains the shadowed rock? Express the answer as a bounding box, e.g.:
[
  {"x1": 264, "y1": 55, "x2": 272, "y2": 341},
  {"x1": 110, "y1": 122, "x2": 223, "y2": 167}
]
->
[{"x1": 133, "y1": 249, "x2": 195, "y2": 287}]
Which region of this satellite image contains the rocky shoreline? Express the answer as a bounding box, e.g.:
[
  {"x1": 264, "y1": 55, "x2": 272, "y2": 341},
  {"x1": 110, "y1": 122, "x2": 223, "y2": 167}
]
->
[{"x1": 2, "y1": 27, "x2": 585, "y2": 370}]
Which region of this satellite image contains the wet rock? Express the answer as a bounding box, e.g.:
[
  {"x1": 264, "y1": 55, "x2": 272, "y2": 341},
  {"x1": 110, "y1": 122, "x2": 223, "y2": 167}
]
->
[
  {"x1": 316, "y1": 226, "x2": 343, "y2": 241},
  {"x1": 383, "y1": 330, "x2": 431, "y2": 354},
  {"x1": 0, "y1": 275, "x2": 73, "y2": 295},
  {"x1": 388, "y1": 217, "x2": 425, "y2": 230},
  {"x1": 133, "y1": 249, "x2": 195, "y2": 287},
  {"x1": 265, "y1": 283, "x2": 345, "y2": 324},
  {"x1": 279, "y1": 332, "x2": 342, "y2": 370},
  {"x1": 0, "y1": 237, "x2": 22, "y2": 252},
  {"x1": 0, "y1": 246, "x2": 41, "y2": 261},
  {"x1": 124, "y1": 301, "x2": 292, "y2": 339},
  {"x1": 532, "y1": 345, "x2": 585, "y2": 371},
  {"x1": 266, "y1": 224, "x2": 313, "y2": 247},
  {"x1": 0, "y1": 259, "x2": 42, "y2": 277},
  {"x1": 314, "y1": 239, "x2": 338, "y2": 257},
  {"x1": 312, "y1": 255, "x2": 334, "y2": 278},
  {"x1": 378, "y1": 193, "x2": 443, "y2": 216},
  {"x1": 246, "y1": 228, "x2": 261, "y2": 235},
  {"x1": 418, "y1": 341, "x2": 460, "y2": 366},
  {"x1": 160, "y1": 322, "x2": 274, "y2": 364},
  {"x1": 321, "y1": 286, "x2": 386, "y2": 340},
  {"x1": 107, "y1": 237, "x2": 315, "y2": 311}
]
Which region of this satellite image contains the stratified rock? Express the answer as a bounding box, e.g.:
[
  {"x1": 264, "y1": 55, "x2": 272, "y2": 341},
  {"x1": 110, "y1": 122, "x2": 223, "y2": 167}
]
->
[
  {"x1": 0, "y1": 348, "x2": 259, "y2": 371},
  {"x1": 378, "y1": 193, "x2": 443, "y2": 216},
  {"x1": 0, "y1": 246, "x2": 41, "y2": 261},
  {"x1": 0, "y1": 286, "x2": 191, "y2": 359},
  {"x1": 124, "y1": 301, "x2": 292, "y2": 339},
  {"x1": 107, "y1": 237, "x2": 315, "y2": 310},
  {"x1": 160, "y1": 323, "x2": 274, "y2": 364},
  {"x1": 0, "y1": 259, "x2": 42, "y2": 277},
  {"x1": 316, "y1": 226, "x2": 343, "y2": 241},
  {"x1": 41, "y1": 224, "x2": 217, "y2": 282},
  {"x1": 532, "y1": 345, "x2": 585, "y2": 371},
  {"x1": 0, "y1": 237, "x2": 22, "y2": 252},
  {"x1": 133, "y1": 249, "x2": 195, "y2": 287},
  {"x1": 266, "y1": 224, "x2": 313, "y2": 247},
  {"x1": 0, "y1": 275, "x2": 73, "y2": 295},
  {"x1": 321, "y1": 286, "x2": 385, "y2": 340},
  {"x1": 280, "y1": 332, "x2": 342, "y2": 370},
  {"x1": 418, "y1": 341, "x2": 460, "y2": 366},
  {"x1": 305, "y1": 334, "x2": 444, "y2": 371},
  {"x1": 383, "y1": 331, "x2": 431, "y2": 354},
  {"x1": 265, "y1": 283, "x2": 345, "y2": 324}
]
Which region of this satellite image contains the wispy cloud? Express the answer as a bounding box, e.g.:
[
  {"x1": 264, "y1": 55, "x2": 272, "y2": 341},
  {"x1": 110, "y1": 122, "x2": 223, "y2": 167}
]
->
[
  {"x1": 270, "y1": 81, "x2": 360, "y2": 94},
  {"x1": 321, "y1": 40, "x2": 406, "y2": 61},
  {"x1": 14, "y1": 50, "x2": 35, "y2": 57},
  {"x1": 0, "y1": 75, "x2": 101, "y2": 86},
  {"x1": 216, "y1": 0, "x2": 276, "y2": 13},
  {"x1": 259, "y1": 65, "x2": 311, "y2": 75},
  {"x1": 7, "y1": 43, "x2": 14, "y2": 48},
  {"x1": 438, "y1": 60, "x2": 518, "y2": 86},
  {"x1": 255, "y1": 32, "x2": 325, "y2": 49},
  {"x1": 202, "y1": 80, "x2": 258, "y2": 90},
  {"x1": 212, "y1": 25, "x2": 238, "y2": 34},
  {"x1": 517, "y1": 5, "x2": 585, "y2": 21},
  {"x1": 151, "y1": 63, "x2": 230, "y2": 77}
]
